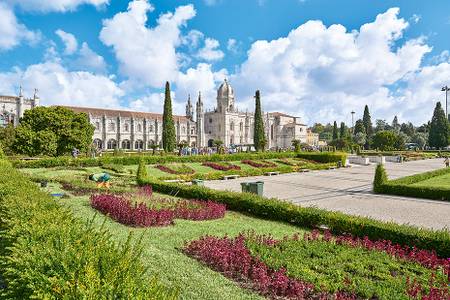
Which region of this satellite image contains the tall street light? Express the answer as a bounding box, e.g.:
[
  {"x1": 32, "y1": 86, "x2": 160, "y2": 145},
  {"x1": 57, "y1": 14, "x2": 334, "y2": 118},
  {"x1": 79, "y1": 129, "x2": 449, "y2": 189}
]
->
[
  {"x1": 442, "y1": 85, "x2": 450, "y2": 119},
  {"x1": 351, "y1": 111, "x2": 355, "y2": 135}
]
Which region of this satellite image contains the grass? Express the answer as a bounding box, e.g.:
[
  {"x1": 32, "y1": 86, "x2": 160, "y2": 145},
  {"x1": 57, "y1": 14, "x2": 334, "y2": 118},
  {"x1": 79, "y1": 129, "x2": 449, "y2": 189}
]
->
[
  {"x1": 246, "y1": 237, "x2": 445, "y2": 299},
  {"x1": 410, "y1": 172, "x2": 450, "y2": 188},
  {"x1": 43, "y1": 181, "x2": 304, "y2": 300}
]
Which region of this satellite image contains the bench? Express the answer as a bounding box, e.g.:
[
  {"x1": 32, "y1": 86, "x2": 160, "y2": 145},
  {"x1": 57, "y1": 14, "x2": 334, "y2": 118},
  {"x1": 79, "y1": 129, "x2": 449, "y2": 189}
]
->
[
  {"x1": 163, "y1": 179, "x2": 185, "y2": 183},
  {"x1": 264, "y1": 171, "x2": 280, "y2": 176},
  {"x1": 223, "y1": 174, "x2": 240, "y2": 180}
]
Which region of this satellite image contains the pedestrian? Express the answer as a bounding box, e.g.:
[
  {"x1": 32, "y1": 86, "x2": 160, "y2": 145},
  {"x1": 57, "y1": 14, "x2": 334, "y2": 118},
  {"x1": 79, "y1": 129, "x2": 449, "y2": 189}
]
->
[{"x1": 445, "y1": 157, "x2": 449, "y2": 168}]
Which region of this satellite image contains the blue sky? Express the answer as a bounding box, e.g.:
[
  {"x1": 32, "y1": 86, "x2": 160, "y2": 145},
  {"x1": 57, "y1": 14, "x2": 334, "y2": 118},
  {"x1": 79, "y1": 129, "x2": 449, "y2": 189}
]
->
[{"x1": 1, "y1": 0, "x2": 450, "y2": 125}]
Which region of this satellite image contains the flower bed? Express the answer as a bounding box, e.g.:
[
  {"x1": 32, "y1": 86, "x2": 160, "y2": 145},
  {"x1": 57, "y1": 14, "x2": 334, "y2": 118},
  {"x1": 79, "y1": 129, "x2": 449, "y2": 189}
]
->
[
  {"x1": 156, "y1": 164, "x2": 195, "y2": 175},
  {"x1": 202, "y1": 161, "x2": 241, "y2": 171},
  {"x1": 241, "y1": 160, "x2": 277, "y2": 168},
  {"x1": 184, "y1": 231, "x2": 449, "y2": 300},
  {"x1": 90, "y1": 186, "x2": 226, "y2": 227}
]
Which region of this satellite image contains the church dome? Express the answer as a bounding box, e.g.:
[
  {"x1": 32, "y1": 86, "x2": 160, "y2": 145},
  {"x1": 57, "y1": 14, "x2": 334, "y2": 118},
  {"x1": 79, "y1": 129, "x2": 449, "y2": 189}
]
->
[{"x1": 217, "y1": 79, "x2": 234, "y2": 98}]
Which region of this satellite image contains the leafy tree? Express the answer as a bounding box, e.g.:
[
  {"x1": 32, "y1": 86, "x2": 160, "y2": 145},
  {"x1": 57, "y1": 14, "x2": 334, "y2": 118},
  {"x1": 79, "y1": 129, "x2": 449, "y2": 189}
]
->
[
  {"x1": 149, "y1": 140, "x2": 158, "y2": 155},
  {"x1": 253, "y1": 90, "x2": 266, "y2": 151},
  {"x1": 291, "y1": 139, "x2": 301, "y2": 152},
  {"x1": 371, "y1": 131, "x2": 401, "y2": 151},
  {"x1": 400, "y1": 122, "x2": 415, "y2": 137},
  {"x1": 213, "y1": 139, "x2": 223, "y2": 153},
  {"x1": 0, "y1": 142, "x2": 4, "y2": 159},
  {"x1": 354, "y1": 119, "x2": 365, "y2": 136},
  {"x1": 411, "y1": 132, "x2": 428, "y2": 149},
  {"x1": 375, "y1": 119, "x2": 389, "y2": 132},
  {"x1": 394, "y1": 132, "x2": 407, "y2": 150},
  {"x1": 354, "y1": 132, "x2": 366, "y2": 147},
  {"x1": 136, "y1": 158, "x2": 148, "y2": 181},
  {"x1": 310, "y1": 123, "x2": 325, "y2": 134},
  {"x1": 162, "y1": 81, "x2": 176, "y2": 153},
  {"x1": 339, "y1": 122, "x2": 347, "y2": 140},
  {"x1": 332, "y1": 121, "x2": 339, "y2": 140},
  {"x1": 428, "y1": 102, "x2": 449, "y2": 149},
  {"x1": 319, "y1": 132, "x2": 332, "y2": 142},
  {"x1": 362, "y1": 105, "x2": 372, "y2": 148},
  {"x1": 12, "y1": 106, "x2": 93, "y2": 156},
  {"x1": 0, "y1": 123, "x2": 16, "y2": 155}
]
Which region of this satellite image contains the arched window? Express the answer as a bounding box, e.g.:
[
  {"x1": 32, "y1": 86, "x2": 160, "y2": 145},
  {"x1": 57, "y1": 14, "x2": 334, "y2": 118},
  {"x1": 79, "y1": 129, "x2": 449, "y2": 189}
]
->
[
  {"x1": 271, "y1": 124, "x2": 274, "y2": 140},
  {"x1": 191, "y1": 128, "x2": 194, "y2": 134},
  {"x1": 182, "y1": 126, "x2": 186, "y2": 134},
  {"x1": 148, "y1": 140, "x2": 156, "y2": 148},
  {"x1": 149, "y1": 124, "x2": 154, "y2": 132},
  {"x1": 135, "y1": 140, "x2": 144, "y2": 150},
  {"x1": 93, "y1": 138, "x2": 102, "y2": 149},
  {"x1": 124, "y1": 123, "x2": 129, "y2": 132},
  {"x1": 239, "y1": 122, "x2": 243, "y2": 132},
  {"x1": 121, "y1": 140, "x2": 131, "y2": 150},
  {"x1": 137, "y1": 124, "x2": 142, "y2": 132},
  {"x1": 108, "y1": 120, "x2": 115, "y2": 132},
  {"x1": 0, "y1": 114, "x2": 7, "y2": 128},
  {"x1": 107, "y1": 139, "x2": 117, "y2": 150},
  {"x1": 230, "y1": 121, "x2": 234, "y2": 131},
  {"x1": 95, "y1": 122, "x2": 100, "y2": 131}
]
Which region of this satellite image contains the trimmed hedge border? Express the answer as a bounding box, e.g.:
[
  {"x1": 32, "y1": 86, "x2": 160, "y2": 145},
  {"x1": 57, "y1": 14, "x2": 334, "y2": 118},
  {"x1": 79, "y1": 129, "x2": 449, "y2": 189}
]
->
[
  {"x1": 137, "y1": 176, "x2": 450, "y2": 258},
  {"x1": 375, "y1": 165, "x2": 450, "y2": 202},
  {"x1": 0, "y1": 160, "x2": 177, "y2": 299},
  {"x1": 10, "y1": 151, "x2": 347, "y2": 169}
]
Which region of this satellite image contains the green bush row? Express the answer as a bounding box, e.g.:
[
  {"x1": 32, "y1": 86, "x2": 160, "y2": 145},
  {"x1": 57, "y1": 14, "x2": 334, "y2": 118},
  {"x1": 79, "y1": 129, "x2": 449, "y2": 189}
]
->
[
  {"x1": 137, "y1": 175, "x2": 450, "y2": 258},
  {"x1": 0, "y1": 159, "x2": 177, "y2": 299},
  {"x1": 11, "y1": 151, "x2": 346, "y2": 169},
  {"x1": 374, "y1": 165, "x2": 450, "y2": 202}
]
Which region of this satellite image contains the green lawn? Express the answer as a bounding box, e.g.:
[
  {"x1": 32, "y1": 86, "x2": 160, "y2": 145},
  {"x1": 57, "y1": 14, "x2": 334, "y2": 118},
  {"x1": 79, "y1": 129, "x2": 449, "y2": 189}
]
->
[
  {"x1": 44, "y1": 182, "x2": 304, "y2": 300},
  {"x1": 410, "y1": 172, "x2": 450, "y2": 188}
]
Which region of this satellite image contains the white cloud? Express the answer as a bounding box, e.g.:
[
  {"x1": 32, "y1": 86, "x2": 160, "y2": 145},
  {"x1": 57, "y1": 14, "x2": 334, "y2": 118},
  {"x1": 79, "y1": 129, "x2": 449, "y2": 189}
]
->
[
  {"x1": 55, "y1": 29, "x2": 78, "y2": 55},
  {"x1": 6, "y1": 0, "x2": 109, "y2": 13},
  {"x1": 0, "y1": 60, "x2": 123, "y2": 108},
  {"x1": 196, "y1": 38, "x2": 224, "y2": 61},
  {"x1": 229, "y1": 7, "x2": 433, "y2": 125},
  {"x1": 0, "y1": 3, "x2": 39, "y2": 51},
  {"x1": 100, "y1": 0, "x2": 196, "y2": 88},
  {"x1": 227, "y1": 38, "x2": 241, "y2": 54},
  {"x1": 76, "y1": 42, "x2": 107, "y2": 73},
  {"x1": 411, "y1": 14, "x2": 421, "y2": 24},
  {"x1": 182, "y1": 30, "x2": 204, "y2": 49}
]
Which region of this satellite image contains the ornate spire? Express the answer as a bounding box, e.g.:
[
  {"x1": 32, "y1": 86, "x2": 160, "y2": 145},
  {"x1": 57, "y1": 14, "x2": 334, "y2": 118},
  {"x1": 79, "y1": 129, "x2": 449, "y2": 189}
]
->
[
  {"x1": 34, "y1": 88, "x2": 39, "y2": 99},
  {"x1": 19, "y1": 85, "x2": 23, "y2": 97}
]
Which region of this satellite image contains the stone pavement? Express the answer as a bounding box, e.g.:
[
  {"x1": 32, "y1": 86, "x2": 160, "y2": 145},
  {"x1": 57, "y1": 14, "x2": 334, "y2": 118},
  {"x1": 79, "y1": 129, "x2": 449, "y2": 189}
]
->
[{"x1": 204, "y1": 158, "x2": 450, "y2": 230}]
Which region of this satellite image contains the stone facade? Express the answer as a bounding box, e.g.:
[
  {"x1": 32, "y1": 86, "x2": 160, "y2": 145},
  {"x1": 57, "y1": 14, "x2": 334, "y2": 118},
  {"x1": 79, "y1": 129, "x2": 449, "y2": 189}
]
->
[
  {"x1": 0, "y1": 87, "x2": 40, "y2": 127},
  {"x1": 0, "y1": 80, "x2": 309, "y2": 151}
]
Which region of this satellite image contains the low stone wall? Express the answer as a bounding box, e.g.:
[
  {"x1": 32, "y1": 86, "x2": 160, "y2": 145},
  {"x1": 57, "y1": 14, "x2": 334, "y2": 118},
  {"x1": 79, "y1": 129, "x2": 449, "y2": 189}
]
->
[
  {"x1": 385, "y1": 156, "x2": 402, "y2": 163},
  {"x1": 369, "y1": 156, "x2": 385, "y2": 164},
  {"x1": 348, "y1": 156, "x2": 370, "y2": 165}
]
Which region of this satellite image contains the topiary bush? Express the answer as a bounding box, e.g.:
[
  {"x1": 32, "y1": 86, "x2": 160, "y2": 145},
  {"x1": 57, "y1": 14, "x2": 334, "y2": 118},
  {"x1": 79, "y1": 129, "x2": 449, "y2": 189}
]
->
[
  {"x1": 136, "y1": 158, "x2": 148, "y2": 184},
  {"x1": 373, "y1": 163, "x2": 388, "y2": 193}
]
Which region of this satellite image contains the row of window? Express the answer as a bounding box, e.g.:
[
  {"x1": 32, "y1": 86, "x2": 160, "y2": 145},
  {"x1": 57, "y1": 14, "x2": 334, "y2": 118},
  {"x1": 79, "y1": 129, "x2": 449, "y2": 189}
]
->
[
  {"x1": 95, "y1": 121, "x2": 194, "y2": 135},
  {"x1": 94, "y1": 139, "x2": 157, "y2": 150}
]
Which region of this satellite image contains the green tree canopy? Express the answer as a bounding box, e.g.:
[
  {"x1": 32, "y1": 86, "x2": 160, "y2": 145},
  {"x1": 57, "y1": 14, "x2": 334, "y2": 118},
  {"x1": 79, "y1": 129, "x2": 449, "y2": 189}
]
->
[
  {"x1": 162, "y1": 81, "x2": 176, "y2": 153},
  {"x1": 428, "y1": 102, "x2": 448, "y2": 149},
  {"x1": 12, "y1": 106, "x2": 94, "y2": 156},
  {"x1": 339, "y1": 122, "x2": 347, "y2": 140},
  {"x1": 392, "y1": 116, "x2": 400, "y2": 132},
  {"x1": 0, "y1": 123, "x2": 16, "y2": 155},
  {"x1": 332, "y1": 121, "x2": 339, "y2": 141},
  {"x1": 371, "y1": 131, "x2": 403, "y2": 151},
  {"x1": 253, "y1": 90, "x2": 266, "y2": 151},
  {"x1": 354, "y1": 119, "x2": 365, "y2": 136},
  {"x1": 363, "y1": 105, "x2": 372, "y2": 148}
]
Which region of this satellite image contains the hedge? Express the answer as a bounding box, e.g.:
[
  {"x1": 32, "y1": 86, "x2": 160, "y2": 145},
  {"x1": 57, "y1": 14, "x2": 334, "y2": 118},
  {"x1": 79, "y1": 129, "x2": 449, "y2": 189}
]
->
[
  {"x1": 0, "y1": 159, "x2": 177, "y2": 299},
  {"x1": 137, "y1": 176, "x2": 450, "y2": 258},
  {"x1": 11, "y1": 151, "x2": 346, "y2": 169},
  {"x1": 374, "y1": 165, "x2": 450, "y2": 202}
]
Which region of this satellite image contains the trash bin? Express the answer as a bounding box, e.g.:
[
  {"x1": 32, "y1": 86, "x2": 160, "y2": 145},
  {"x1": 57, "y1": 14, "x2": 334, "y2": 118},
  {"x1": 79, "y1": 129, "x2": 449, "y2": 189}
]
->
[
  {"x1": 192, "y1": 179, "x2": 204, "y2": 186},
  {"x1": 241, "y1": 182, "x2": 250, "y2": 193},
  {"x1": 249, "y1": 181, "x2": 264, "y2": 196}
]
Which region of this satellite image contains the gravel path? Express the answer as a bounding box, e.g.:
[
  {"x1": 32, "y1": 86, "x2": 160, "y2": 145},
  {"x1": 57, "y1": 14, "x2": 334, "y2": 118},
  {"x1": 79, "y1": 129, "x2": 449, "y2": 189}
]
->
[{"x1": 204, "y1": 159, "x2": 450, "y2": 230}]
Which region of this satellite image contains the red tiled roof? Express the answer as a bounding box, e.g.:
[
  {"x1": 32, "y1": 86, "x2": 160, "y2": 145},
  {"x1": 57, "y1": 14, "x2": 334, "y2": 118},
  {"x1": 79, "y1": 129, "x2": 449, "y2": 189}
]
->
[{"x1": 59, "y1": 105, "x2": 191, "y2": 122}]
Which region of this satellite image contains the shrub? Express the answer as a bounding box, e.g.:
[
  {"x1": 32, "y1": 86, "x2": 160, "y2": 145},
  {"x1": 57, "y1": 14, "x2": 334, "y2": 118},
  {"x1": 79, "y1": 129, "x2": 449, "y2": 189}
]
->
[
  {"x1": 156, "y1": 164, "x2": 195, "y2": 175},
  {"x1": 101, "y1": 162, "x2": 125, "y2": 173},
  {"x1": 296, "y1": 151, "x2": 347, "y2": 165},
  {"x1": 202, "y1": 161, "x2": 241, "y2": 171},
  {"x1": 0, "y1": 159, "x2": 177, "y2": 299},
  {"x1": 373, "y1": 163, "x2": 388, "y2": 193},
  {"x1": 242, "y1": 160, "x2": 277, "y2": 168},
  {"x1": 137, "y1": 159, "x2": 148, "y2": 180},
  {"x1": 138, "y1": 177, "x2": 450, "y2": 257}
]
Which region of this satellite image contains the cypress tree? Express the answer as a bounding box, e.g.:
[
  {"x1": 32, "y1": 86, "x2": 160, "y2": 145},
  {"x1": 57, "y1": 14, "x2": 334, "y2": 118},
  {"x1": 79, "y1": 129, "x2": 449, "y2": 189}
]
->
[
  {"x1": 332, "y1": 121, "x2": 339, "y2": 140},
  {"x1": 339, "y1": 122, "x2": 346, "y2": 139},
  {"x1": 363, "y1": 105, "x2": 372, "y2": 137},
  {"x1": 428, "y1": 102, "x2": 449, "y2": 149},
  {"x1": 253, "y1": 90, "x2": 266, "y2": 151},
  {"x1": 162, "y1": 81, "x2": 176, "y2": 153},
  {"x1": 392, "y1": 115, "x2": 400, "y2": 132}
]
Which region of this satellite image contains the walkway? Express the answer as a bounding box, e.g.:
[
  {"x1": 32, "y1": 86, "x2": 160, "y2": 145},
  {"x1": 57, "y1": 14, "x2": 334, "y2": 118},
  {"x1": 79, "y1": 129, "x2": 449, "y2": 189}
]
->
[{"x1": 204, "y1": 159, "x2": 450, "y2": 230}]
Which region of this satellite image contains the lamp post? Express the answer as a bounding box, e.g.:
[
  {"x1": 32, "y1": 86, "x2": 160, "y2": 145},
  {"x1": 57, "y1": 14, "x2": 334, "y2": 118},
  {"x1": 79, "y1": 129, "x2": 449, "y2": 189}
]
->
[
  {"x1": 442, "y1": 86, "x2": 450, "y2": 120},
  {"x1": 351, "y1": 111, "x2": 355, "y2": 135}
]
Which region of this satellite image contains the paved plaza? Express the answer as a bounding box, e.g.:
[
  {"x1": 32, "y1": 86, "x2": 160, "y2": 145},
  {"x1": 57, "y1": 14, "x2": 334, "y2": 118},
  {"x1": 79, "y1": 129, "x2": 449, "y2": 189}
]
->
[{"x1": 204, "y1": 159, "x2": 450, "y2": 230}]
